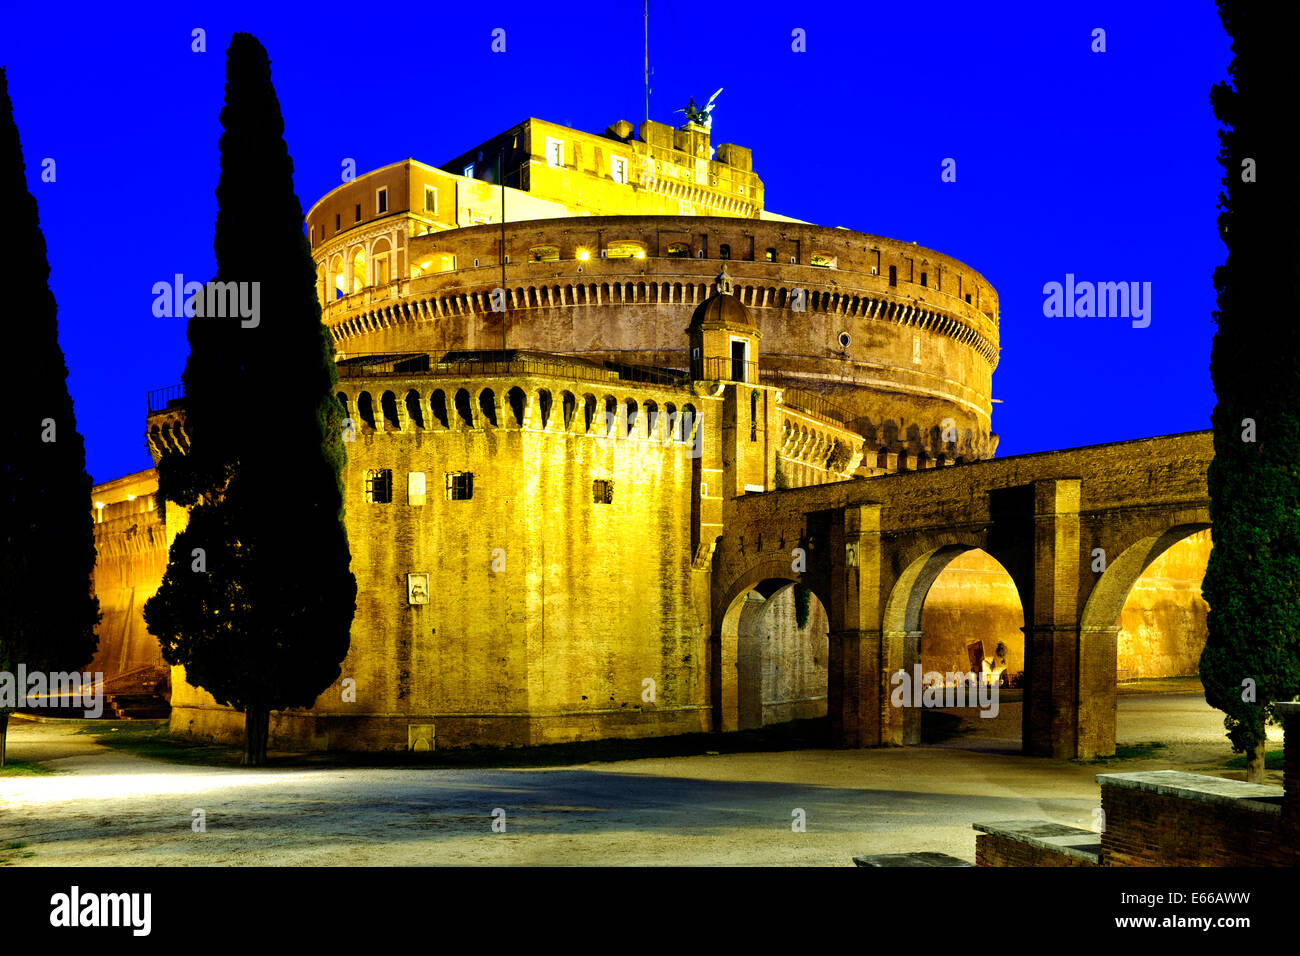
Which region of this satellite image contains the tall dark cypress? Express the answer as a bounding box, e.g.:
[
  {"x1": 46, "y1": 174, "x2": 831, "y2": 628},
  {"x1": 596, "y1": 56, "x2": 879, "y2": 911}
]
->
[
  {"x1": 143, "y1": 34, "x2": 357, "y2": 766},
  {"x1": 1200, "y1": 2, "x2": 1300, "y2": 782},
  {"x1": 0, "y1": 67, "x2": 101, "y2": 766}
]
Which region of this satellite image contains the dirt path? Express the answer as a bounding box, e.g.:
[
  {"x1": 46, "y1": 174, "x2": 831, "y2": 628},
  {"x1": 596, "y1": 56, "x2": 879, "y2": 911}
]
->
[{"x1": 0, "y1": 695, "x2": 1279, "y2": 866}]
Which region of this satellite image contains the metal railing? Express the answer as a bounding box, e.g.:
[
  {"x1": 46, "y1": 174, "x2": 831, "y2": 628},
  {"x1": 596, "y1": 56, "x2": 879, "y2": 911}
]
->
[
  {"x1": 147, "y1": 384, "x2": 184, "y2": 415},
  {"x1": 334, "y1": 351, "x2": 689, "y2": 389}
]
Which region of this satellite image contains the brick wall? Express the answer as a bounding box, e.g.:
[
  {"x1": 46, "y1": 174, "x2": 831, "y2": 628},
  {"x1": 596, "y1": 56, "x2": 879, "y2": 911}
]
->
[
  {"x1": 1100, "y1": 784, "x2": 1289, "y2": 866},
  {"x1": 976, "y1": 834, "x2": 1098, "y2": 867}
]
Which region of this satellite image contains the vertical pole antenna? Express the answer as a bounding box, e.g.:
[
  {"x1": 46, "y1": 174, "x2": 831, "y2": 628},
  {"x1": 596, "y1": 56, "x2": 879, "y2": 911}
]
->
[{"x1": 644, "y1": 0, "x2": 650, "y2": 125}]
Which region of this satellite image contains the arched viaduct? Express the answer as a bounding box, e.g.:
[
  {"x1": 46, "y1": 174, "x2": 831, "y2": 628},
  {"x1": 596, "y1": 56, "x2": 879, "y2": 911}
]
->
[{"x1": 712, "y1": 430, "x2": 1213, "y2": 759}]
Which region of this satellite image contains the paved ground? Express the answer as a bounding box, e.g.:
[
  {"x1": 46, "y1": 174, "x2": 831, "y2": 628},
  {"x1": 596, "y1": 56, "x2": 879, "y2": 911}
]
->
[{"x1": 0, "y1": 692, "x2": 1282, "y2": 866}]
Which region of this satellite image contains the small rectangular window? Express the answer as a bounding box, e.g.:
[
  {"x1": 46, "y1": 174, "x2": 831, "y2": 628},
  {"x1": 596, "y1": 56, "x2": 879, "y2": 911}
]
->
[
  {"x1": 365, "y1": 469, "x2": 393, "y2": 504},
  {"x1": 592, "y1": 479, "x2": 614, "y2": 504},
  {"x1": 446, "y1": 471, "x2": 474, "y2": 500},
  {"x1": 376, "y1": 187, "x2": 388, "y2": 214},
  {"x1": 463, "y1": 163, "x2": 475, "y2": 178},
  {"x1": 889, "y1": 265, "x2": 897, "y2": 287},
  {"x1": 335, "y1": 213, "x2": 341, "y2": 231},
  {"x1": 546, "y1": 137, "x2": 564, "y2": 168},
  {"x1": 354, "y1": 203, "x2": 362, "y2": 223},
  {"x1": 965, "y1": 293, "x2": 972, "y2": 303},
  {"x1": 920, "y1": 271, "x2": 927, "y2": 287},
  {"x1": 610, "y1": 156, "x2": 627, "y2": 184},
  {"x1": 424, "y1": 186, "x2": 437, "y2": 214}
]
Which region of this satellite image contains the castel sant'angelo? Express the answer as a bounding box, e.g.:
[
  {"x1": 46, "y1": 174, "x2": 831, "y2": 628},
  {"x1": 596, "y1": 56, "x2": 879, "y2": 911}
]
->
[{"x1": 88, "y1": 108, "x2": 1211, "y2": 753}]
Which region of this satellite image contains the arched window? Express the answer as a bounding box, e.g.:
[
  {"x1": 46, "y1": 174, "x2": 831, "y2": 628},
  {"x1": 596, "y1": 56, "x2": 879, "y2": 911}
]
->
[
  {"x1": 350, "y1": 247, "x2": 367, "y2": 291},
  {"x1": 380, "y1": 390, "x2": 400, "y2": 430},
  {"x1": 537, "y1": 389, "x2": 553, "y2": 428},
  {"x1": 561, "y1": 391, "x2": 576, "y2": 429},
  {"x1": 357, "y1": 391, "x2": 376, "y2": 430},
  {"x1": 644, "y1": 400, "x2": 659, "y2": 439},
  {"x1": 479, "y1": 388, "x2": 498, "y2": 427},
  {"x1": 664, "y1": 403, "x2": 678, "y2": 441},
  {"x1": 329, "y1": 255, "x2": 345, "y2": 299},
  {"x1": 603, "y1": 396, "x2": 617, "y2": 437},
  {"x1": 624, "y1": 398, "x2": 639, "y2": 438},
  {"x1": 719, "y1": 243, "x2": 731, "y2": 260},
  {"x1": 507, "y1": 386, "x2": 527, "y2": 427},
  {"x1": 583, "y1": 394, "x2": 597, "y2": 432},
  {"x1": 454, "y1": 388, "x2": 474, "y2": 428},
  {"x1": 431, "y1": 390, "x2": 449, "y2": 428},
  {"x1": 405, "y1": 390, "x2": 424, "y2": 429},
  {"x1": 681, "y1": 404, "x2": 697, "y2": 444}
]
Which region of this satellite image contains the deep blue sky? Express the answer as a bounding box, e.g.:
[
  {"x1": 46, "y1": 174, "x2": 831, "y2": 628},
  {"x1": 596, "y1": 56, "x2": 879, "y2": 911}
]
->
[{"x1": 2, "y1": 1, "x2": 1228, "y2": 483}]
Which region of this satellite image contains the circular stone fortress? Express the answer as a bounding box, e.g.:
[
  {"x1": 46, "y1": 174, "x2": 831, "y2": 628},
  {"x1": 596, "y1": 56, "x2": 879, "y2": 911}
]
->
[{"x1": 107, "y1": 112, "x2": 1205, "y2": 750}]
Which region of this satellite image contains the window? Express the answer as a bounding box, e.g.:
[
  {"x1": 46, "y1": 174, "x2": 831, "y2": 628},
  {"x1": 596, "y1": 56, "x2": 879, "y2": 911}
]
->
[
  {"x1": 811, "y1": 253, "x2": 834, "y2": 268},
  {"x1": 750, "y1": 390, "x2": 758, "y2": 442},
  {"x1": 365, "y1": 469, "x2": 393, "y2": 504},
  {"x1": 446, "y1": 471, "x2": 474, "y2": 500},
  {"x1": 376, "y1": 187, "x2": 388, "y2": 214},
  {"x1": 335, "y1": 213, "x2": 341, "y2": 231},
  {"x1": 374, "y1": 255, "x2": 389, "y2": 285},
  {"x1": 463, "y1": 163, "x2": 475, "y2": 178},
  {"x1": 605, "y1": 241, "x2": 645, "y2": 259},
  {"x1": 592, "y1": 479, "x2": 614, "y2": 504},
  {"x1": 965, "y1": 293, "x2": 972, "y2": 303},
  {"x1": 530, "y1": 245, "x2": 560, "y2": 262},
  {"x1": 546, "y1": 137, "x2": 564, "y2": 168},
  {"x1": 719, "y1": 244, "x2": 731, "y2": 260},
  {"x1": 888, "y1": 265, "x2": 897, "y2": 287},
  {"x1": 920, "y1": 271, "x2": 928, "y2": 287},
  {"x1": 309, "y1": 225, "x2": 314, "y2": 245},
  {"x1": 610, "y1": 155, "x2": 627, "y2": 184},
  {"x1": 424, "y1": 186, "x2": 437, "y2": 214},
  {"x1": 354, "y1": 203, "x2": 362, "y2": 223},
  {"x1": 765, "y1": 247, "x2": 776, "y2": 262},
  {"x1": 667, "y1": 243, "x2": 690, "y2": 258}
]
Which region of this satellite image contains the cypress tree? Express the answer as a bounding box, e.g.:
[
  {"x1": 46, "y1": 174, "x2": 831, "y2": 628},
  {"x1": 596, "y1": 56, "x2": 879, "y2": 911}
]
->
[
  {"x1": 0, "y1": 67, "x2": 100, "y2": 766},
  {"x1": 1200, "y1": 1, "x2": 1300, "y2": 782},
  {"x1": 143, "y1": 34, "x2": 356, "y2": 766}
]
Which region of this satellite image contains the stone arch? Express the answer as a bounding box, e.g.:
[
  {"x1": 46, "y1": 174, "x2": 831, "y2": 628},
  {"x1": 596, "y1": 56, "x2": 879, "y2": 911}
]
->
[
  {"x1": 357, "y1": 391, "x2": 376, "y2": 430},
  {"x1": 664, "y1": 402, "x2": 679, "y2": 441},
  {"x1": 644, "y1": 400, "x2": 659, "y2": 440},
  {"x1": 404, "y1": 389, "x2": 424, "y2": 429},
  {"x1": 1076, "y1": 521, "x2": 1211, "y2": 755},
  {"x1": 454, "y1": 388, "x2": 474, "y2": 428},
  {"x1": 430, "y1": 389, "x2": 450, "y2": 429},
  {"x1": 624, "y1": 397, "x2": 639, "y2": 439},
  {"x1": 537, "y1": 389, "x2": 553, "y2": 429},
  {"x1": 479, "y1": 388, "x2": 498, "y2": 427},
  {"x1": 602, "y1": 395, "x2": 617, "y2": 437},
  {"x1": 713, "y1": 557, "x2": 834, "y2": 734},
  {"x1": 349, "y1": 246, "x2": 367, "y2": 291},
  {"x1": 328, "y1": 254, "x2": 345, "y2": 299},
  {"x1": 681, "y1": 404, "x2": 697, "y2": 444},
  {"x1": 380, "y1": 390, "x2": 400, "y2": 430},
  {"x1": 881, "y1": 541, "x2": 1024, "y2": 746},
  {"x1": 506, "y1": 386, "x2": 527, "y2": 428},
  {"x1": 560, "y1": 390, "x2": 576, "y2": 430},
  {"x1": 582, "y1": 393, "x2": 597, "y2": 432}
]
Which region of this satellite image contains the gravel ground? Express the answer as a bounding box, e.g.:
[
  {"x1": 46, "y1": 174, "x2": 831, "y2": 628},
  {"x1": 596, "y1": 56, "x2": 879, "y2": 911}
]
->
[{"x1": 0, "y1": 693, "x2": 1281, "y2": 867}]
